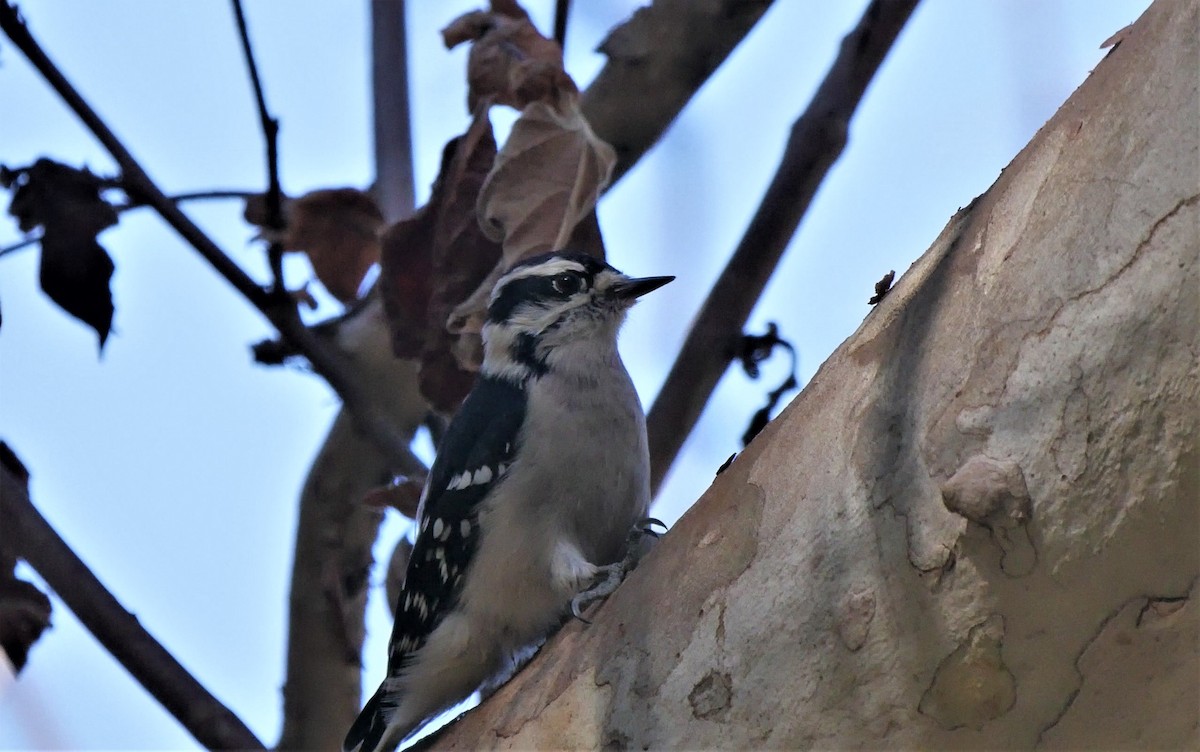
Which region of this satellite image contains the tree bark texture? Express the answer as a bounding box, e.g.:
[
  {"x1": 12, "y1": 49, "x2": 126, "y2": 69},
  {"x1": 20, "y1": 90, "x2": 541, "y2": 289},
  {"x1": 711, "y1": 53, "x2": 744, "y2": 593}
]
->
[{"x1": 433, "y1": 0, "x2": 1199, "y2": 747}]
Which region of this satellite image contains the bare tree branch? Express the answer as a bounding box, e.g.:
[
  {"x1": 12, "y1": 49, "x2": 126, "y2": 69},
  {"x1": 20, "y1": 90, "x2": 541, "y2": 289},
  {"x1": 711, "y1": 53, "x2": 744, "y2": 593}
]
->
[
  {"x1": 582, "y1": 0, "x2": 775, "y2": 184},
  {"x1": 0, "y1": 234, "x2": 38, "y2": 257},
  {"x1": 371, "y1": 0, "x2": 415, "y2": 222},
  {"x1": 1, "y1": 190, "x2": 257, "y2": 257},
  {"x1": 553, "y1": 0, "x2": 570, "y2": 50},
  {"x1": 646, "y1": 0, "x2": 921, "y2": 492},
  {"x1": 278, "y1": 413, "x2": 392, "y2": 751},
  {"x1": 0, "y1": 444, "x2": 265, "y2": 751},
  {"x1": 0, "y1": 3, "x2": 419, "y2": 470},
  {"x1": 230, "y1": 0, "x2": 287, "y2": 290}
]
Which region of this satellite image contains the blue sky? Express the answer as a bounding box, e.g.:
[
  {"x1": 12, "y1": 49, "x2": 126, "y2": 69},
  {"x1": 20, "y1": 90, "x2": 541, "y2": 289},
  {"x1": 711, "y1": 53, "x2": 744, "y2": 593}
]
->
[{"x1": 0, "y1": 1, "x2": 1150, "y2": 748}]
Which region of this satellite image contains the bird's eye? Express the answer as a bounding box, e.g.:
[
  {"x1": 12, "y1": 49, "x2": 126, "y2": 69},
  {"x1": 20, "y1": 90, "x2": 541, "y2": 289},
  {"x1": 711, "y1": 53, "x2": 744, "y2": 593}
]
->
[{"x1": 551, "y1": 273, "x2": 583, "y2": 295}]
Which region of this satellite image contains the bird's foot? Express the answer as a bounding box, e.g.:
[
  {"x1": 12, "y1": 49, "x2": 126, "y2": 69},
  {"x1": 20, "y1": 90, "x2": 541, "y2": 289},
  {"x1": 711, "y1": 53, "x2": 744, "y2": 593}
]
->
[{"x1": 569, "y1": 518, "x2": 669, "y2": 623}]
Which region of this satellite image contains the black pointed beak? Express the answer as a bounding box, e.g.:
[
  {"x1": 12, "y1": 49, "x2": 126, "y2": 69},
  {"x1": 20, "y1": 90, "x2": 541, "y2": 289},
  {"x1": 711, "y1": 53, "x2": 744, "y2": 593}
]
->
[{"x1": 610, "y1": 275, "x2": 674, "y2": 300}]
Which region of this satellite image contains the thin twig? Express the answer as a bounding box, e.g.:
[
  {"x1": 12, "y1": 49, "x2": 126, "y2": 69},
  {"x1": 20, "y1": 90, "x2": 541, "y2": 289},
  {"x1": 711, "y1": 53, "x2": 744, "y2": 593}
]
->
[
  {"x1": 0, "y1": 4, "x2": 421, "y2": 472},
  {"x1": 146, "y1": 189, "x2": 256, "y2": 205},
  {"x1": 230, "y1": 0, "x2": 286, "y2": 291},
  {"x1": 0, "y1": 453, "x2": 265, "y2": 750},
  {"x1": 645, "y1": 0, "x2": 922, "y2": 493},
  {"x1": 370, "y1": 0, "x2": 415, "y2": 221},
  {"x1": 0, "y1": 190, "x2": 255, "y2": 257},
  {"x1": 0, "y1": 234, "x2": 39, "y2": 257},
  {"x1": 553, "y1": 0, "x2": 570, "y2": 51}
]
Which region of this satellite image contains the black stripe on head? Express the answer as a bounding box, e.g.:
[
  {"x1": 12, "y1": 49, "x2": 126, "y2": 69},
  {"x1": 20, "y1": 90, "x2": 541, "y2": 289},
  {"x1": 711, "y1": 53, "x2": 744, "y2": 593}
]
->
[
  {"x1": 514, "y1": 332, "x2": 549, "y2": 376},
  {"x1": 487, "y1": 252, "x2": 614, "y2": 325}
]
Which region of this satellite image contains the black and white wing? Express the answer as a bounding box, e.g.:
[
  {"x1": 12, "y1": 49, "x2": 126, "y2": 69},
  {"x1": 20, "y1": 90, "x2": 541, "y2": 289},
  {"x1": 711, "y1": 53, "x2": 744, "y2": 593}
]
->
[
  {"x1": 385, "y1": 375, "x2": 525, "y2": 669},
  {"x1": 343, "y1": 375, "x2": 525, "y2": 752}
]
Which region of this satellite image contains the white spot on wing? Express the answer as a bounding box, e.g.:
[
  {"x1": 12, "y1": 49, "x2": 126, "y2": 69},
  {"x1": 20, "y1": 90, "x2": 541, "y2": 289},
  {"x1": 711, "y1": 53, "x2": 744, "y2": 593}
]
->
[
  {"x1": 432, "y1": 518, "x2": 444, "y2": 539},
  {"x1": 447, "y1": 471, "x2": 470, "y2": 491}
]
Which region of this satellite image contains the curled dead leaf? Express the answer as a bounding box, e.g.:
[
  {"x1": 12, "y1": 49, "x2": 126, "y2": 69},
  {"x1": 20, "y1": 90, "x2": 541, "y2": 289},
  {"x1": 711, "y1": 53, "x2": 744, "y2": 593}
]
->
[
  {"x1": 245, "y1": 188, "x2": 383, "y2": 304},
  {"x1": 379, "y1": 205, "x2": 437, "y2": 360},
  {"x1": 379, "y1": 108, "x2": 503, "y2": 412},
  {"x1": 0, "y1": 575, "x2": 52, "y2": 673},
  {"x1": 3, "y1": 159, "x2": 119, "y2": 349},
  {"x1": 442, "y1": 2, "x2": 573, "y2": 112},
  {"x1": 478, "y1": 98, "x2": 615, "y2": 257},
  {"x1": 445, "y1": 98, "x2": 615, "y2": 337}
]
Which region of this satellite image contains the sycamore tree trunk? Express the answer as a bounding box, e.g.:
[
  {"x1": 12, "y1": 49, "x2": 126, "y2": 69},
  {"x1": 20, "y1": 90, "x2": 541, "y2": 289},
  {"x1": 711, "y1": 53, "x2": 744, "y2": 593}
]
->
[{"x1": 433, "y1": 0, "x2": 1199, "y2": 748}]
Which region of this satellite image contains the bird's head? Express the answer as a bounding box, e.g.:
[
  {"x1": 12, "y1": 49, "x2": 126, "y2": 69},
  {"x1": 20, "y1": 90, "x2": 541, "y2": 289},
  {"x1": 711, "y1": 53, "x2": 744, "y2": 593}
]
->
[{"x1": 481, "y1": 251, "x2": 673, "y2": 382}]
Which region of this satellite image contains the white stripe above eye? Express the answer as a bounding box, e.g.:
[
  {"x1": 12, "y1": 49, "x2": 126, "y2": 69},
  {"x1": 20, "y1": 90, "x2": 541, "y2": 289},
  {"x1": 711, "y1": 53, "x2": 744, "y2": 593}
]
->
[{"x1": 490, "y1": 258, "x2": 589, "y2": 302}]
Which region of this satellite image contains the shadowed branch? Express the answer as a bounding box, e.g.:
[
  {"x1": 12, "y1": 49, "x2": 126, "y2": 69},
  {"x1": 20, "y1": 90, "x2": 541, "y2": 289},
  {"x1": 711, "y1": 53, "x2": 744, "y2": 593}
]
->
[
  {"x1": 0, "y1": 445, "x2": 265, "y2": 750},
  {"x1": 230, "y1": 0, "x2": 286, "y2": 290}
]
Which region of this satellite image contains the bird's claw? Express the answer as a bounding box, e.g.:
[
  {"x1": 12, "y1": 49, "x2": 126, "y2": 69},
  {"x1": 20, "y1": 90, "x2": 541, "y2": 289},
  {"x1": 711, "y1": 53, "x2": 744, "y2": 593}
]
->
[
  {"x1": 570, "y1": 562, "x2": 624, "y2": 623},
  {"x1": 631, "y1": 516, "x2": 667, "y2": 540},
  {"x1": 571, "y1": 519, "x2": 670, "y2": 623}
]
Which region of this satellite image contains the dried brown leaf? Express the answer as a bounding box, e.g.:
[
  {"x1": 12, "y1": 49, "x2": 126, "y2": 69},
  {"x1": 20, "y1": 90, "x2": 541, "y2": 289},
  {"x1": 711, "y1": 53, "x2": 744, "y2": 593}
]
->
[
  {"x1": 379, "y1": 109, "x2": 503, "y2": 411},
  {"x1": 417, "y1": 109, "x2": 502, "y2": 408},
  {"x1": 362, "y1": 477, "x2": 424, "y2": 518},
  {"x1": 442, "y1": 2, "x2": 573, "y2": 112},
  {"x1": 379, "y1": 203, "x2": 437, "y2": 359},
  {"x1": 479, "y1": 98, "x2": 615, "y2": 258},
  {"x1": 447, "y1": 99, "x2": 615, "y2": 339},
  {"x1": 281, "y1": 189, "x2": 384, "y2": 303},
  {"x1": 0, "y1": 575, "x2": 52, "y2": 673}
]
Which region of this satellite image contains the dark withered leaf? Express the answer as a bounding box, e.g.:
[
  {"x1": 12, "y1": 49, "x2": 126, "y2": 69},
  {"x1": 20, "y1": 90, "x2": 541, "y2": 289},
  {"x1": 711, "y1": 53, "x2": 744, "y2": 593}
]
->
[
  {"x1": 379, "y1": 108, "x2": 502, "y2": 412},
  {"x1": 0, "y1": 442, "x2": 52, "y2": 674},
  {"x1": 379, "y1": 203, "x2": 438, "y2": 360},
  {"x1": 246, "y1": 189, "x2": 383, "y2": 304},
  {"x1": 4, "y1": 159, "x2": 118, "y2": 349},
  {"x1": 0, "y1": 575, "x2": 52, "y2": 673},
  {"x1": 736, "y1": 323, "x2": 800, "y2": 447},
  {"x1": 419, "y1": 108, "x2": 502, "y2": 410},
  {"x1": 442, "y1": 1, "x2": 571, "y2": 112}
]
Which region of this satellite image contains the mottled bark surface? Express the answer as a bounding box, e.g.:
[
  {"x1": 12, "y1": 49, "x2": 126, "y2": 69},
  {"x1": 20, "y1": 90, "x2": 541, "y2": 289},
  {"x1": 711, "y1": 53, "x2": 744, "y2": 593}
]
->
[{"x1": 432, "y1": 0, "x2": 1199, "y2": 747}]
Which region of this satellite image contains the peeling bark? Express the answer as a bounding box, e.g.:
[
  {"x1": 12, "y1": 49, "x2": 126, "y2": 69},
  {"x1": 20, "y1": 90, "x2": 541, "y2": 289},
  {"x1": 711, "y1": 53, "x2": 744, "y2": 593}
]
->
[{"x1": 430, "y1": 0, "x2": 1199, "y2": 747}]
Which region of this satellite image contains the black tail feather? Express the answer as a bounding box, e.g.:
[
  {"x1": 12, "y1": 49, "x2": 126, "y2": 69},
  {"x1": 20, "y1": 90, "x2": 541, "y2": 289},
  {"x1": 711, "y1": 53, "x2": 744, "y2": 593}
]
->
[{"x1": 343, "y1": 685, "x2": 391, "y2": 752}]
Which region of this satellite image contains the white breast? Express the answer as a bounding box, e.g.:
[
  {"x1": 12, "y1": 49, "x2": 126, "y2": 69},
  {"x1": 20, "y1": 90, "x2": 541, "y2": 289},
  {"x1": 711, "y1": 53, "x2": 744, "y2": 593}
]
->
[{"x1": 455, "y1": 353, "x2": 651, "y2": 650}]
